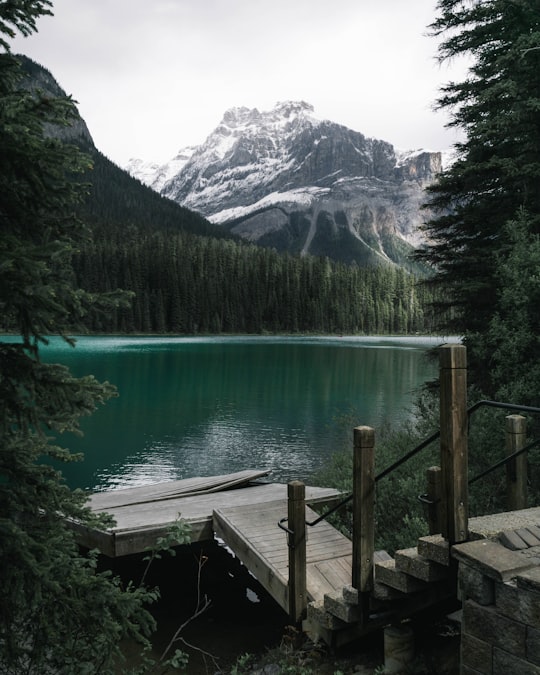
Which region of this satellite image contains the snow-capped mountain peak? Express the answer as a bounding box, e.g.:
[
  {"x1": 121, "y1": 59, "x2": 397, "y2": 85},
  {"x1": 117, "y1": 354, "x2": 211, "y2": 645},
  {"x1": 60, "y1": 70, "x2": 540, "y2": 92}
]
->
[
  {"x1": 125, "y1": 101, "x2": 444, "y2": 268},
  {"x1": 125, "y1": 145, "x2": 197, "y2": 193}
]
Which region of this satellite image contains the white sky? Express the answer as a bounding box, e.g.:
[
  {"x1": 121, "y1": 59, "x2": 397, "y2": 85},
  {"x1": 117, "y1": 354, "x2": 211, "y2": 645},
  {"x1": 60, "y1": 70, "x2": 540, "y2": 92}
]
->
[{"x1": 10, "y1": 0, "x2": 468, "y2": 167}]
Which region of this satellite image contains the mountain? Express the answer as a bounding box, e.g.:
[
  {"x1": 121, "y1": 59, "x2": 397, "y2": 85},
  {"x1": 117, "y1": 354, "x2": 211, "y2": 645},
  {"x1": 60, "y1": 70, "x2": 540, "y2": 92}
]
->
[
  {"x1": 11, "y1": 57, "x2": 437, "y2": 336},
  {"x1": 17, "y1": 55, "x2": 235, "y2": 242},
  {"x1": 126, "y1": 101, "x2": 442, "y2": 268}
]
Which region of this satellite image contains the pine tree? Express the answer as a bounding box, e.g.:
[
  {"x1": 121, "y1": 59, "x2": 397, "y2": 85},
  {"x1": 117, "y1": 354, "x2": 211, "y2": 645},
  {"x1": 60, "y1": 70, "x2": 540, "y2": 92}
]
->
[
  {"x1": 0, "y1": 5, "x2": 156, "y2": 672},
  {"x1": 415, "y1": 0, "x2": 540, "y2": 392}
]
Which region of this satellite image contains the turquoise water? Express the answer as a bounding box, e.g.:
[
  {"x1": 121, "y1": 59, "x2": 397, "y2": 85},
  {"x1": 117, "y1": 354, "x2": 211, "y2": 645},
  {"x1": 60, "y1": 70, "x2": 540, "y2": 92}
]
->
[{"x1": 23, "y1": 335, "x2": 450, "y2": 491}]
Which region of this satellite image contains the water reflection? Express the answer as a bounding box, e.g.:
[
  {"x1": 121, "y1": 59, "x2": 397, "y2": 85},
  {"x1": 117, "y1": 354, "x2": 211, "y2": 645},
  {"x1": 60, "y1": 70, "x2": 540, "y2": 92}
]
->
[{"x1": 33, "y1": 336, "x2": 452, "y2": 491}]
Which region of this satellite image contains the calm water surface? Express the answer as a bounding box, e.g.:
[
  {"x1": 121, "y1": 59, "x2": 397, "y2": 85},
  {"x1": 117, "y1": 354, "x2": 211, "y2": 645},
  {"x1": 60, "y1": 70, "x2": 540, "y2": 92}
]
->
[{"x1": 33, "y1": 335, "x2": 451, "y2": 491}]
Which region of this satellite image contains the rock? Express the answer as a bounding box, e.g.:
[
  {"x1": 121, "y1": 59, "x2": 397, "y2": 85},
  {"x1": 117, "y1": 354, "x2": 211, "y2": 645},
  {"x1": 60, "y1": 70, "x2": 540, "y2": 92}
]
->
[{"x1": 127, "y1": 101, "x2": 443, "y2": 268}]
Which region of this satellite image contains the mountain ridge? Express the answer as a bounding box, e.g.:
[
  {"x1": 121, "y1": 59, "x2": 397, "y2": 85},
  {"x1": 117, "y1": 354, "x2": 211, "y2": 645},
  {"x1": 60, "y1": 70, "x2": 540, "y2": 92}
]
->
[
  {"x1": 126, "y1": 101, "x2": 442, "y2": 268},
  {"x1": 16, "y1": 54, "x2": 234, "y2": 243}
]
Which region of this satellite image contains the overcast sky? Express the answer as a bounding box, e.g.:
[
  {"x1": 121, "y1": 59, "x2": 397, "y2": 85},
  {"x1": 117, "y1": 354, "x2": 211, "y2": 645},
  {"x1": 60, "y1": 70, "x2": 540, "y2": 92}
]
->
[{"x1": 11, "y1": 0, "x2": 469, "y2": 167}]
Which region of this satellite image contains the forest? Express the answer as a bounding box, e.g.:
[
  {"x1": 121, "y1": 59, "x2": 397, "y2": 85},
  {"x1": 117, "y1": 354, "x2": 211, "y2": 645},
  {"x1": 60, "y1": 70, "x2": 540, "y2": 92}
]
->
[
  {"x1": 74, "y1": 225, "x2": 433, "y2": 336},
  {"x1": 69, "y1": 147, "x2": 435, "y2": 336}
]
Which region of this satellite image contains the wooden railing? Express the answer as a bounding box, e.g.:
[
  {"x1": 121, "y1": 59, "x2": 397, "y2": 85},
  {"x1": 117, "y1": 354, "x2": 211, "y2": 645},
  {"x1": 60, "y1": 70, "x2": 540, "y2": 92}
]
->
[{"x1": 284, "y1": 344, "x2": 539, "y2": 623}]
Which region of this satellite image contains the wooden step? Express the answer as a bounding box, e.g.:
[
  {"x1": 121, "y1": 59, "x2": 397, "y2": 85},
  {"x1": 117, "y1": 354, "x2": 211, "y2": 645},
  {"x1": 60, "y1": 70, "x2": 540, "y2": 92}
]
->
[
  {"x1": 375, "y1": 558, "x2": 427, "y2": 593},
  {"x1": 394, "y1": 547, "x2": 449, "y2": 582},
  {"x1": 417, "y1": 534, "x2": 450, "y2": 566}
]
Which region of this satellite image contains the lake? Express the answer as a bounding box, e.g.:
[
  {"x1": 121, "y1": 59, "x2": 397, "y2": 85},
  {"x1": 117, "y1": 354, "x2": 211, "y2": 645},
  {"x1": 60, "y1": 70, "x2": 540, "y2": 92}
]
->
[{"x1": 34, "y1": 335, "x2": 451, "y2": 491}]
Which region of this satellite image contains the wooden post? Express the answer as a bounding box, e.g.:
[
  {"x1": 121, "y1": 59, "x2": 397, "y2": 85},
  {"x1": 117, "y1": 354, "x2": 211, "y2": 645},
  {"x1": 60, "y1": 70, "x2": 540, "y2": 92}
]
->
[
  {"x1": 287, "y1": 480, "x2": 307, "y2": 623},
  {"x1": 352, "y1": 426, "x2": 375, "y2": 622},
  {"x1": 505, "y1": 415, "x2": 527, "y2": 511},
  {"x1": 439, "y1": 344, "x2": 468, "y2": 544},
  {"x1": 426, "y1": 465, "x2": 443, "y2": 535}
]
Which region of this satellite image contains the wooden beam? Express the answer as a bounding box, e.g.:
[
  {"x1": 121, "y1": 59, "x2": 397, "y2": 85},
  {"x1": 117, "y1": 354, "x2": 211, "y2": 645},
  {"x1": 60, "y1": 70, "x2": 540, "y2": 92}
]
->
[
  {"x1": 505, "y1": 414, "x2": 527, "y2": 511},
  {"x1": 439, "y1": 344, "x2": 468, "y2": 544},
  {"x1": 288, "y1": 481, "x2": 307, "y2": 623},
  {"x1": 352, "y1": 426, "x2": 375, "y2": 623},
  {"x1": 426, "y1": 466, "x2": 443, "y2": 535}
]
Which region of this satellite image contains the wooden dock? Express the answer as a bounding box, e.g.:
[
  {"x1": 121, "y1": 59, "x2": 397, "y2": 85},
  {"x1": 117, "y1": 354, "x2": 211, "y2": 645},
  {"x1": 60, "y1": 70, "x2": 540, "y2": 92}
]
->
[
  {"x1": 73, "y1": 470, "x2": 343, "y2": 558},
  {"x1": 214, "y1": 501, "x2": 353, "y2": 614}
]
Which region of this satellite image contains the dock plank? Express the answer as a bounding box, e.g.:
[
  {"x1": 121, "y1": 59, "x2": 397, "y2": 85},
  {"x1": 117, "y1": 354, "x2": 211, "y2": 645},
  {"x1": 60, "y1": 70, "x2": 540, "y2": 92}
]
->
[
  {"x1": 213, "y1": 502, "x2": 290, "y2": 612},
  {"x1": 213, "y1": 501, "x2": 354, "y2": 613},
  {"x1": 73, "y1": 478, "x2": 343, "y2": 557},
  {"x1": 88, "y1": 469, "x2": 271, "y2": 510}
]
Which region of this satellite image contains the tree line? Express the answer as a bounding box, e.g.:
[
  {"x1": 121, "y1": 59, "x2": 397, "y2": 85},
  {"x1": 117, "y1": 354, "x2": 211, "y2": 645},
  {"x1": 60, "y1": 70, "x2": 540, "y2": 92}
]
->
[{"x1": 73, "y1": 225, "x2": 435, "y2": 335}]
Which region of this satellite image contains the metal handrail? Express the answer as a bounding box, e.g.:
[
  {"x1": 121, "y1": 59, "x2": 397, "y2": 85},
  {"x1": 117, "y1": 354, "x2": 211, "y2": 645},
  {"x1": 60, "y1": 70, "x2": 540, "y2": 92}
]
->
[
  {"x1": 468, "y1": 437, "x2": 540, "y2": 485},
  {"x1": 280, "y1": 399, "x2": 540, "y2": 531},
  {"x1": 418, "y1": 437, "x2": 540, "y2": 505},
  {"x1": 467, "y1": 400, "x2": 540, "y2": 416}
]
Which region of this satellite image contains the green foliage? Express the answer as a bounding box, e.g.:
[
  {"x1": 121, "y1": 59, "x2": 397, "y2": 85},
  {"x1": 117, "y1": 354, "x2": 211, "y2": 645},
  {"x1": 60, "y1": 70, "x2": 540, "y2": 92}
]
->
[
  {"x1": 313, "y1": 416, "x2": 439, "y2": 554},
  {"x1": 476, "y1": 211, "x2": 540, "y2": 406},
  {"x1": 230, "y1": 652, "x2": 254, "y2": 674},
  {"x1": 230, "y1": 628, "x2": 330, "y2": 675},
  {"x1": 416, "y1": 0, "x2": 540, "y2": 397},
  {"x1": 141, "y1": 517, "x2": 191, "y2": 586},
  {"x1": 0, "y1": 5, "x2": 167, "y2": 672}
]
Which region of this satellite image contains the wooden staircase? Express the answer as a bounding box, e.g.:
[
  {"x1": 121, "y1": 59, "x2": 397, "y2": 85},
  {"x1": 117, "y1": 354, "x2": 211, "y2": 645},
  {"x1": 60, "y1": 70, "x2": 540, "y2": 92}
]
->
[
  {"x1": 304, "y1": 534, "x2": 456, "y2": 647},
  {"x1": 213, "y1": 493, "x2": 457, "y2": 647}
]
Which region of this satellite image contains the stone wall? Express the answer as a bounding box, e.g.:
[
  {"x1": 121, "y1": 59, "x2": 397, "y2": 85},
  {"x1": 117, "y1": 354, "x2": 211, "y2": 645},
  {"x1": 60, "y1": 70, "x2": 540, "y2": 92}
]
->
[{"x1": 453, "y1": 538, "x2": 540, "y2": 674}]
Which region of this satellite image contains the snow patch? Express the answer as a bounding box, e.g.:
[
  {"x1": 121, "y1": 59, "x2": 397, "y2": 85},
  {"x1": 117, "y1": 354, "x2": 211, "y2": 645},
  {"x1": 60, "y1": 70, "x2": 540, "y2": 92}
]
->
[{"x1": 209, "y1": 186, "x2": 330, "y2": 224}]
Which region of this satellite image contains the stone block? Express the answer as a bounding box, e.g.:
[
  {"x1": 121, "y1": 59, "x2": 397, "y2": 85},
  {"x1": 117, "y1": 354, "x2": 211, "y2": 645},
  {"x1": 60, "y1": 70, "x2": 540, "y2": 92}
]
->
[
  {"x1": 463, "y1": 599, "x2": 526, "y2": 656},
  {"x1": 493, "y1": 647, "x2": 540, "y2": 675},
  {"x1": 342, "y1": 584, "x2": 358, "y2": 605},
  {"x1": 375, "y1": 558, "x2": 427, "y2": 593},
  {"x1": 495, "y1": 580, "x2": 520, "y2": 620},
  {"x1": 459, "y1": 562, "x2": 495, "y2": 605},
  {"x1": 452, "y1": 539, "x2": 533, "y2": 581},
  {"x1": 516, "y1": 545, "x2": 540, "y2": 566},
  {"x1": 516, "y1": 527, "x2": 540, "y2": 547},
  {"x1": 417, "y1": 534, "x2": 450, "y2": 566},
  {"x1": 371, "y1": 580, "x2": 405, "y2": 601},
  {"x1": 394, "y1": 547, "x2": 448, "y2": 582},
  {"x1": 500, "y1": 530, "x2": 529, "y2": 550},
  {"x1": 374, "y1": 549, "x2": 393, "y2": 563},
  {"x1": 323, "y1": 590, "x2": 360, "y2": 623},
  {"x1": 461, "y1": 632, "x2": 492, "y2": 674},
  {"x1": 517, "y1": 567, "x2": 540, "y2": 594},
  {"x1": 462, "y1": 667, "x2": 486, "y2": 675},
  {"x1": 518, "y1": 587, "x2": 540, "y2": 626},
  {"x1": 527, "y1": 525, "x2": 540, "y2": 540},
  {"x1": 528, "y1": 627, "x2": 540, "y2": 667},
  {"x1": 306, "y1": 600, "x2": 347, "y2": 630}
]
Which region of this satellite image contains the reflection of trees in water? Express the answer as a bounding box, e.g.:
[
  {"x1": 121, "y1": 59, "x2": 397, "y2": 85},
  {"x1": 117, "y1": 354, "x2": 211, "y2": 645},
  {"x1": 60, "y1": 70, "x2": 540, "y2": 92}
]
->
[{"x1": 43, "y1": 340, "x2": 436, "y2": 490}]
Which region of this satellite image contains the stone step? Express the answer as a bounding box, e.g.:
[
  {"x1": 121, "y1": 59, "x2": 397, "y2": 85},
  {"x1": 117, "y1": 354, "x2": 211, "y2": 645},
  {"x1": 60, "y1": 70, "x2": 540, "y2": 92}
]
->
[
  {"x1": 394, "y1": 547, "x2": 449, "y2": 582},
  {"x1": 307, "y1": 599, "x2": 348, "y2": 630},
  {"x1": 371, "y1": 580, "x2": 407, "y2": 602},
  {"x1": 323, "y1": 589, "x2": 361, "y2": 623},
  {"x1": 375, "y1": 558, "x2": 428, "y2": 594},
  {"x1": 417, "y1": 534, "x2": 450, "y2": 566},
  {"x1": 342, "y1": 580, "x2": 405, "y2": 605}
]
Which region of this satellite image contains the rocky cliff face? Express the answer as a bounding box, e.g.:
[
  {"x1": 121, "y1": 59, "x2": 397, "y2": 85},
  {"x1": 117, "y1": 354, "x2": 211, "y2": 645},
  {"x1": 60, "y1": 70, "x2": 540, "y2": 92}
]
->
[
  {"x1": 126, "y1": 102, "x2": 442, "y2": 267},
  {"x1": 17, "y1": 56, "x2": 95, "y2": 149}
]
